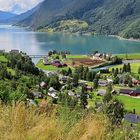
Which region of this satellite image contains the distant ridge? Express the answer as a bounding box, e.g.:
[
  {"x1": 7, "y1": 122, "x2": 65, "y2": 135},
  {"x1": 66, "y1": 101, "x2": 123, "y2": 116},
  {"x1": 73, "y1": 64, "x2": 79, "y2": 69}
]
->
[
  {"x1": 6, "y1": 0, "x2": 140, "y2": 39},
  {"x1": 0, "y1": 11, "x2": 17, "y2": 21}
]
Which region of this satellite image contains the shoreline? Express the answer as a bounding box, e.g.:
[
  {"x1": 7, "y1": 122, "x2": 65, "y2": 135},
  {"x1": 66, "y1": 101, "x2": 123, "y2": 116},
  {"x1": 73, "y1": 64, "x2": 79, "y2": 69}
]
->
[{"x1": 108, "y1": 35, "x2": 140, "y2": 42}]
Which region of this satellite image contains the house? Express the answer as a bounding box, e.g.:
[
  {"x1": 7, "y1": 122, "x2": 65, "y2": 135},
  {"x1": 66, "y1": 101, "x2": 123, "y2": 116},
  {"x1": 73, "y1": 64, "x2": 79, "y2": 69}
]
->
[
  {"x1": 32, "y1": 91, "x2": 44, "y2": 99},
  {"x1": 52, "y1": 62, "x2": 62, "y2": 67},
  {"x1": 98, "y1": 80, "x2": 108, "y2": 87},
  {"x1": 107, "y1": 79, "x2": 113, "y2": 83},
  {"x1": 124, "y1": 113, "x2": 140, "y2": 124},
  {"x1": 26, "y1": 99, "x2": 37, "y2": 107},
  {"x1": 44, "y1": 71, "x2": 55, "y2": 77},
  {"x1": 132, "y1": 79, "x2": 140, "y2": 86},
  {"x1": 97, "y1": 89, "x2": 106, "y2": 96},
  {"x1": 40, "y1": 81, "x2": 47, "y2": 88},
  {"x1": 10, "y1": 49, "x2": 19, "y2": 53},
  {"x1": 48, "y1": 87, "x2": 58, "y2": 99},
  {"x1": 95, "y1": 53, "x2": 102, "y2": 57},
  {"x1": 43, "y1": 58, "x2": 50, "y2": 65},
  {"x1": 53, "y1": 59, "x2": 60, "y2": 63},
  {"x1": 68, "y1": 91, "x2": 76, "y2": 97},
  {"x1": 86, "y1": 86, "x2": 93, "y2": 92},
  {"x1": 62, "y1": 63, "x2": 67, "y2": 67},
  {"x1": 119, "y1": 89, "x2": 140, "y2": 96},
  {"x1": 95, "y1": 102, "x2": 104, "y2": 112},
  {"x1": 59, "y1": 75, "x2": 68, "y2": 84}
]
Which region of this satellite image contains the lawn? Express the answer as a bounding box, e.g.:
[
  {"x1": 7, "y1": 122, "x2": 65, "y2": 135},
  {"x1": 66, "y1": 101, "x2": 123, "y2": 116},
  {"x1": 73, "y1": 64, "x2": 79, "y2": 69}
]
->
[
  {"x1": 116, "y1": 53, "x2": 140, "y2": 59},
  {"x1": 109, "y1": 63, "x2": 140, "y2": 74},
  {"x1": 67, "y1": 54, "x2": 88, "y2": 59},
  {"x1": 117, "y1": 95, "x2": 140, "y2": 114},
  {"x1": 36, "y1": 59, "x2": 69, "y2": 71},
  {"x1": 0, "y1": 55, "x2": 8, "y2": 63}
]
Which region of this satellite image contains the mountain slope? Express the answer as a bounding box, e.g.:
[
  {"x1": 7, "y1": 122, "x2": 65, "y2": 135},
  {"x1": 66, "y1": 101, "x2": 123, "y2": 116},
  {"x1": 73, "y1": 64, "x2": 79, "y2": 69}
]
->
[
  {"x1": 0, "y1": 11, "x2": 17, "y2": 21},
  {"x1": 4, "y1": 4, "x2": 40, "y2": 24},
  {"x1": 16, "y1": 0, "x2": 140, "y2": 38}
]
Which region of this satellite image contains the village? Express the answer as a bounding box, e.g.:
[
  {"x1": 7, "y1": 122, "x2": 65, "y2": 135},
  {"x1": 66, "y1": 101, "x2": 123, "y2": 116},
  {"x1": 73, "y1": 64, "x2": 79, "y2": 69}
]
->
[
  {"x1": 0, "y1": 49, "x2": 139, "y2": 124},
  {"x1": 35, "y1": 50, "x2": 140, "y2": 124}
]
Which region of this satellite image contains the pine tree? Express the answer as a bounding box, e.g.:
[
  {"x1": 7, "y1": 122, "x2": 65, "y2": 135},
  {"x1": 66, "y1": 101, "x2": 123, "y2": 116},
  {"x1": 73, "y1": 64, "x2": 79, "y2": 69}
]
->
[{"x1": 80, "y1": 85, "x2": 88, "y2": 109}]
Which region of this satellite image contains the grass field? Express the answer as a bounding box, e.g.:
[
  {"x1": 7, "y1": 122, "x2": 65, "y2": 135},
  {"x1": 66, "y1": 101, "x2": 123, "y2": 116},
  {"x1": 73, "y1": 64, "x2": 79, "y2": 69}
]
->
[
  {"x1": 36, "y1": 55, "x2": 88, "y2": 71},
  {"x1": 109, "y1": 63, "x2": 140, "y2": 74},
  {"x1": 0, "y1": 55, "x2": 7, "y2": 62},
  {"x1": 116, "y1": 53, "x2": 140, "y2": 59},
  {"x1": 117, "y1": 95, "x2": 140, "y2": 114},
  {"x1": 36, "y1": 59, "x2": 69, "y2": 71},
  {"x1": 67, "y1": 54, "x2": 88, "y2": 59}
]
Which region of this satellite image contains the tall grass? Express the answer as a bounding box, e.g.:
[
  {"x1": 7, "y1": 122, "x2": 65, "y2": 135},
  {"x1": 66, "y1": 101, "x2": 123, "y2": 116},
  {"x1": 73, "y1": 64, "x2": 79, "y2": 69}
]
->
[{"x1": 0, "y1": 103, "x2": 139, "y2": 140}]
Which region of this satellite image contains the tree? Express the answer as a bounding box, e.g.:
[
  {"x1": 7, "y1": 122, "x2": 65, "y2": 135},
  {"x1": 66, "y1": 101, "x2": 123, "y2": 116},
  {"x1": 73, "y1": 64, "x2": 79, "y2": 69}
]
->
[
  {"x1": 80, "y1": 85, "x2": 88, "y2": 109},
  {"x1": 127, "y1": 63, "x2": 131, "y2": 73},
  {"x1": 105, "y1": 99, "x2": 124, "y2": 125},
  {"x1": 93, "y1": 78, "x2": 98, "y2": 89},
  {"x1": 128, "y1": 78, "x2": 133, "y2": 87},
  {"x1": 72, "y1": 73, "x2": 79, "y2": 87},
  {"x1": 123, "y1": 64, "x2": 127, "y2": 73},
  {"x1": 67, "y1": 68, "x2": 72, "y2": 76},
  {"x1": 138, "y1": 67, "x2": 140, "y2": 74},
  {"x1": 113, "y1": 76, "x2": 120, "y2": 84},
  {"x1": 103, "y1": 84, "x2": 113, "y2": 103},
  {"x1": 49, "y1": 76, "x2": 60, "y2": 90}
]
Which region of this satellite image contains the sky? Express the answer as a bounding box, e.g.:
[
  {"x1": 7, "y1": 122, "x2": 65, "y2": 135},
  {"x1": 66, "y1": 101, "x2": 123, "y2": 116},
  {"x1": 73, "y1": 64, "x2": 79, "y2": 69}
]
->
[{"x1": 0, "y1": 0, "x2": 43, "y2": 14}]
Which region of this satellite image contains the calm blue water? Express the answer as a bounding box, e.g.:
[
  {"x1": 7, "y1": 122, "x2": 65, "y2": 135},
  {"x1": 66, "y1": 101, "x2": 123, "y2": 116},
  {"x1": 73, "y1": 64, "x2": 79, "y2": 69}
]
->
[{"x1": 0, "y1": 25, "x2": 140, "y2": 56}]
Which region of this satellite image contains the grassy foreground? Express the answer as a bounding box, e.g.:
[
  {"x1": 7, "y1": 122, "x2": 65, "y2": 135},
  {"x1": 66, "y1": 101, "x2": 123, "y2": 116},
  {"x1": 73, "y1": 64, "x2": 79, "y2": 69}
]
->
[{"x1": 0, "y1": 103, "x2": 139, "y2": 140}]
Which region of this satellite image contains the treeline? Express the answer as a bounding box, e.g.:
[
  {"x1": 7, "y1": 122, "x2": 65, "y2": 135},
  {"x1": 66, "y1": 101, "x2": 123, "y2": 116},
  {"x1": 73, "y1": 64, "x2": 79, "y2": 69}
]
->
[{"x1": 6, "y1": 53, "x2": 40, "y2": 75}]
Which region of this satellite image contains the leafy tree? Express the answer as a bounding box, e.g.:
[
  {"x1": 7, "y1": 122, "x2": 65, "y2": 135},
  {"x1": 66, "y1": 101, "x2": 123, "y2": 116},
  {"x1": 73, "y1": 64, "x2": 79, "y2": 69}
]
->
[
  {"x1": 49, "y1": 76, "x2": 60, "y2": 90},
  {"x1": 113, "y1": 76, "x2": 120, "y2": 84},
  {"x1": 138, "y1": 67, "x2": 140, "y2": 74},
  {"x1": 127, "y1": 63, "x2": 131, "y2": 73},
  {"x1": 67, "y1": 68, "x2": 72, "y2": 76},
  {"x1": 93, "y1": 78, "x2": 98, "y2": 89},
  {"x1": 105, "y1": 99, "x2": 124, "y2": 125},
  {"x1": 103, "y1": 84, "x2": 113, "y2": 103},
  {"x1": 72, "y1": 73, "x2": 79, "y2": 87}
]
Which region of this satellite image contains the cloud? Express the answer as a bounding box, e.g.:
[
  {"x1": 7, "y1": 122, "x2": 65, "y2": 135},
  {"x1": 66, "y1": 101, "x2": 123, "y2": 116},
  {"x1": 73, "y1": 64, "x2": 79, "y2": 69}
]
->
[{"x1": 0, "y1": 0, "x2": 43, "y2": 14}]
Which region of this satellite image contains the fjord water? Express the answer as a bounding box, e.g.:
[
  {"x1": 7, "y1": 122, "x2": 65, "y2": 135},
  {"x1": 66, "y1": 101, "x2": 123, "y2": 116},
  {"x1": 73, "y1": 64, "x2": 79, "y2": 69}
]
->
[{"x1": 0, "y1": 25, "x2": 140, "y2": 55}]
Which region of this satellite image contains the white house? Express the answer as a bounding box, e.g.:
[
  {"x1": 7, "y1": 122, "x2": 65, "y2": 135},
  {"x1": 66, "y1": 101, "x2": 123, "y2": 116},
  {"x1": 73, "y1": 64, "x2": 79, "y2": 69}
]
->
[{"x1": 48, "y1": 87, "x2": 58, "y2": 99}]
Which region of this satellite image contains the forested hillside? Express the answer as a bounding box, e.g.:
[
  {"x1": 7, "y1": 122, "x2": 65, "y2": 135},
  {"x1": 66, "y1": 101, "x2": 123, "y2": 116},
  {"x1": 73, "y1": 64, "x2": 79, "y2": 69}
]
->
[{"x1": 16, "y1": 0, "x2": 140, "y2": 39}]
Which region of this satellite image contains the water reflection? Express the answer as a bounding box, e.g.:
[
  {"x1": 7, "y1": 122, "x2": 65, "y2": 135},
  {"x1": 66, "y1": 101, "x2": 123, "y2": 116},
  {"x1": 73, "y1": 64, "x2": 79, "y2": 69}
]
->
[{"x1": 0, "y1": 25, "x2": 140, "y2": 56}]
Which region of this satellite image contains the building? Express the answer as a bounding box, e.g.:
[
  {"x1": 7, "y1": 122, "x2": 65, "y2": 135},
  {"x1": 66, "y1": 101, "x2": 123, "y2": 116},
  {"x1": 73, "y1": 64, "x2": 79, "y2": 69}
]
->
[
  {"x1": 52, "y1": 62, "x2": 62, "y2": 67},
  {"x1": 10, "y1": 50, "x2": 19, "y2": 53},
  {"x1": 68, "y1": 91, "x2": 76, "y2": 97},
  {"x1": 124, "y1": 113, "x2": 140, "y2": 124},
  {"x1": 32, "y1": 91, "x2": 44, "y2": 99},
  {"x1": 40, "y1": 81, "x2": 47, "y2": 88},
  {"x1": 43, "y1": 58, "x2": 50, "y2": 65},
  {"x1": 98, "y1": 80, "x2": 108, "y2": 87},
  {"x1": 85, "y1": 86, "x2": 93, "y2": 92},
  {"x1": 97, "y1": 89, "x2": 106, "y2": 96},
  {"x1": 48, "y1": 87, "x2": 58, "y2": 99},
  {"x1": 119, "y1": 89, "x2": 140, "y2": 96}
]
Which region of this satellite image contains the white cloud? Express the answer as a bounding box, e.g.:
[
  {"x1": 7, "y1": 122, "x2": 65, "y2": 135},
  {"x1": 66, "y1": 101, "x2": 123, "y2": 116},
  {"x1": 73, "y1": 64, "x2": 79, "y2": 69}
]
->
[{"x1": 0, "y1": 0, "x2": 43, "y2": 14}]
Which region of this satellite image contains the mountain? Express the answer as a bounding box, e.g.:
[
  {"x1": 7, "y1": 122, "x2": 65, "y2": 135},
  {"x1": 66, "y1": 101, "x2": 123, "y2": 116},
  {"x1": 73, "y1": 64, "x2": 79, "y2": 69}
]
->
[
  {"x1": 4, "y1": 4, "x2": 40, "y2": 24},
  {"x1": 16, "y1": 0, "x2": 140, "y2": 39},
  {"x1": 0, "y1": 11, "x2": 17, "y2": 22}
]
